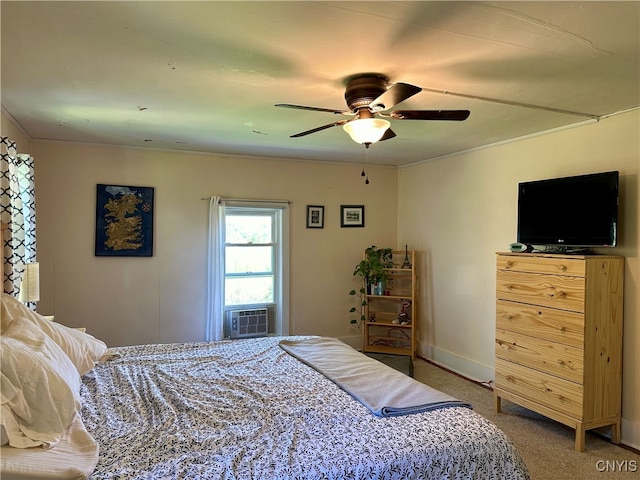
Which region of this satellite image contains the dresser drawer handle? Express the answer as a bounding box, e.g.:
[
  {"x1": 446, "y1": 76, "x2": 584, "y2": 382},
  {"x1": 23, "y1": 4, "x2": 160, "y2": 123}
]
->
[
  {"x1": 505, "y1": 261, "x2": 513, "y2": 269},
  {"x1": 559, "y1": 265, "x2": 567, "y2": 272}
]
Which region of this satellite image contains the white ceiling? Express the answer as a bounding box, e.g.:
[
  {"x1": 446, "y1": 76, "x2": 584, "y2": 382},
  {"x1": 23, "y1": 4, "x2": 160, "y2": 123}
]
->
[{"x1": 2, "y1": 1, "x2": 639, "y2": 166}]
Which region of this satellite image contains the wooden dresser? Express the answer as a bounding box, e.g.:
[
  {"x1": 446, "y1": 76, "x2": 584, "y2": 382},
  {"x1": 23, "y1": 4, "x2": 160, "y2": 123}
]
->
[{"x1": 494, "y1": 252, "x2": 624, "y2": 451}]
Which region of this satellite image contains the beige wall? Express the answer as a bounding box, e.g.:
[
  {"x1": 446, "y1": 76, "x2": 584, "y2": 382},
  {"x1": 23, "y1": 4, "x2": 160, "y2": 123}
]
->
[
  {"x1": 29, "y1": 141, "x2": 397, "y2": 347},
  {"x1": 398, "y1": 109, "x2": 639, "y2": 449}
]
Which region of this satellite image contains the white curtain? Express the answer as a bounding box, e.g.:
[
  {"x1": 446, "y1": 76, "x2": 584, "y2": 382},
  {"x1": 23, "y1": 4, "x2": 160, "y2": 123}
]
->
[
  {"x1": 206, "y1": 196, "x2": 225, "y2": 341},
  {"x1": 1, "y1": 137, "x2": 37, "y2": 297}
]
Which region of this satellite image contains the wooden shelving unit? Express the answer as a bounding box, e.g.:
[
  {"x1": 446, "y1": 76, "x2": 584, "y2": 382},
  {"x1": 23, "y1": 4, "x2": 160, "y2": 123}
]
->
[{"x1": 362, "y1": 250, "x2": 417, "y2": 358}]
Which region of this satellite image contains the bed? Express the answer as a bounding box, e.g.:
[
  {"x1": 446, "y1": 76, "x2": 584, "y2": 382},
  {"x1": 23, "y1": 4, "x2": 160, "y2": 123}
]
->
[{"x1": 1, "y1": 294, "x2": 530, "y2": 479}]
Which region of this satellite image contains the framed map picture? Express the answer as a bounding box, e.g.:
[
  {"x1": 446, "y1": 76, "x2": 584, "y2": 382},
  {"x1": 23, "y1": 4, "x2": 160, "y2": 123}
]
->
[{"x1": 95, "y1": 184, "x2": 154, "y2": 256}]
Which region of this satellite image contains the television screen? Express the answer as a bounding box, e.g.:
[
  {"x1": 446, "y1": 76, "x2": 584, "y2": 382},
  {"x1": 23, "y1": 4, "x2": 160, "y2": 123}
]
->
[{"x1": 517, "y1": 171, "x2": 619, "y2": 248}]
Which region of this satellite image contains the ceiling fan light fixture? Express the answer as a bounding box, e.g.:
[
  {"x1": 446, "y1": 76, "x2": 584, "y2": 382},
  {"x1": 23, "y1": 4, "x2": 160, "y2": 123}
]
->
[{"x1": 342, "y1": 118, "x2": 391, "y2": 145}]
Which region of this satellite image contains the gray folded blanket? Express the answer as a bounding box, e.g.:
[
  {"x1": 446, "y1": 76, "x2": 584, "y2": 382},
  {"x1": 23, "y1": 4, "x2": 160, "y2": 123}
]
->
[{"x1": 279, "y1": 337, "x2": 472, "y2": 417}]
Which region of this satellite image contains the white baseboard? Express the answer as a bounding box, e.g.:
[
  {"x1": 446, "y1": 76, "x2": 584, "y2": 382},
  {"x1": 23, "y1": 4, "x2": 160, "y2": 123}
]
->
[
  {"x1": 418, "y1": 340, "x2": 640, "y2": 451},
  {"x1": 593, "y1": 418, "x2": 640, "y2": 452},
  {"x1": 418, "y1": 341, "x2": 494, "y2": 384},
  {"x1": 620, "y1": 418, "x2": 640, "y2": 451}
]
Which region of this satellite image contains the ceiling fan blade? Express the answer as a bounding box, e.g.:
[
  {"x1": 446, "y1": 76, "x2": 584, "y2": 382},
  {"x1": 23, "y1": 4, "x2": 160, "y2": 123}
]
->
[
  {"x1": 290, "y1": 120, "x2": 349, "y2": 137},
  {"x1": 390, "y1": 110, "x2": 471, "y2": 121},
  {"x1": 275, "y1": 104, "x2": 351, "y2": 115},
  {"x1": 380, "y1": 128, "x2": 396, "y2": 142},
  {"x1": 369, "y1": 83, "x2": 422, "y2": 111}
]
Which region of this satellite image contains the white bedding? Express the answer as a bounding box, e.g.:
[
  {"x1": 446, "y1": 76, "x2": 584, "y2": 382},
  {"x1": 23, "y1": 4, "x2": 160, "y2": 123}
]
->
[
  {"x1": 0, "y1": 413, "x2": 98, "y2": 480},
  {"x1": 80, "y1": 336, "x2": 530, "y2": 480}
]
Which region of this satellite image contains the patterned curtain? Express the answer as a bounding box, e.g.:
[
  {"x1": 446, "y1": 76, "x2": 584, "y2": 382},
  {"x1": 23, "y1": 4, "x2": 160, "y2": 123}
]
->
[{"x1": 1, "y1": 136, "x2": 37, "y2": 296}]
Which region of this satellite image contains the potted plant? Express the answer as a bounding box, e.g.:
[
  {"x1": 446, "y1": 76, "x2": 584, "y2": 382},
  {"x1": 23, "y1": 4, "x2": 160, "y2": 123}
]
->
[
  {"x1": 348, "y1": 285, "x2": 368, "y2": 326},
  {"x1": 349, "y1": 246, "x2": 393, "y2": 325}
]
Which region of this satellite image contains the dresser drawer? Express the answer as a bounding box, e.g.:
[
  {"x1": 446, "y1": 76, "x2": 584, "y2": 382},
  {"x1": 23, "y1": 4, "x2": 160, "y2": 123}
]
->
[
  {"x1": 495, "y1": 358, "x2": 583, "y2": 419},
  {"x1": 496, "y1": 270, "x2": 585, "y2": 312},
  {"x1": 496, "y1": 300, "x2": 584, "y2": 347},
  {"x1": 497, "y1": 254, "x2": 585, "y2": 277},
  {"x1": 496, "y1": 329, "x2": 584, "y2": 383}
]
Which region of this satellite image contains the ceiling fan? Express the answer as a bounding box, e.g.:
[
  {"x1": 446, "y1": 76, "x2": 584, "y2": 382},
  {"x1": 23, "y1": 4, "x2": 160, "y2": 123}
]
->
[{"x1": 275, "y1": 73, "x2": 470, "y2": 146}]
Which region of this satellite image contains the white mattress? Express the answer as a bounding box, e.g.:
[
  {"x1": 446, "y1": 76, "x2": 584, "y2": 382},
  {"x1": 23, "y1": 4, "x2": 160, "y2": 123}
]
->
[{"x1": 0, "y1": 413, "x2": 98, "y2": 480}]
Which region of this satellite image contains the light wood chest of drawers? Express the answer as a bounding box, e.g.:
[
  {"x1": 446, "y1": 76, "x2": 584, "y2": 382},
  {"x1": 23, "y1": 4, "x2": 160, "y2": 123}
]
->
[{"x1": 494, "y1": 252, "x2": 624, "y2": 451}]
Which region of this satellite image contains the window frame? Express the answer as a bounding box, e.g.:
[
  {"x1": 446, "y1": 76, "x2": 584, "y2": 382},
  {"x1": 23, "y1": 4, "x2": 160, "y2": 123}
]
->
[{"x1": 222, "y1": 204, "x2": 289, "y2": 336}]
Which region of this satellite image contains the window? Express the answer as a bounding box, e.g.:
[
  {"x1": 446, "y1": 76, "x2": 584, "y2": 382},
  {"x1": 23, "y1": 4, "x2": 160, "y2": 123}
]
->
[
  {"x1": 223, "y1": 205, "x2": 289, "y2": 335},
  {"x1": 225, "y1": 210, "x2": 275, "y2": 305}
]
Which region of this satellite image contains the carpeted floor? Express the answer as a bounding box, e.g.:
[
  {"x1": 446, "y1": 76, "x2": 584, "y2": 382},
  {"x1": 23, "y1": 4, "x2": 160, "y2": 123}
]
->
[{"x1": 412, "y1": 358, "x2": 639, "y2": 480}]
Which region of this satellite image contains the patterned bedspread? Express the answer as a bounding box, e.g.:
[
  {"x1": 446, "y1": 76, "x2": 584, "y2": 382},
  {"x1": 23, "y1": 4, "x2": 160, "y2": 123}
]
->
[{"x1": 81, "y1": 336, "x2": 530, "y2": 479}]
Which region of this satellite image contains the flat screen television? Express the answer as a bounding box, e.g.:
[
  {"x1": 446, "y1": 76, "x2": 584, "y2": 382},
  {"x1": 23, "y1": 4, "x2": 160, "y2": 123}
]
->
[{"x1": 517, "y1": 170, "x2": 619, "y2": 249}]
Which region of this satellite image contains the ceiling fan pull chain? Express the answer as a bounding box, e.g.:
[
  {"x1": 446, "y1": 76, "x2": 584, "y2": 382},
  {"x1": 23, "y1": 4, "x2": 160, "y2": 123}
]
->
[{"x1": 364, "y1": 146, "x2": 370, "y2": 184}]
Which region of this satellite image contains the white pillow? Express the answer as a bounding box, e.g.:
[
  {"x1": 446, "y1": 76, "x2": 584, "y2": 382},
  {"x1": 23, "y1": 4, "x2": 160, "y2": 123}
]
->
[
  {"x1": 0, "y1": 293, "x2": 107, "y2": 375},
  {"x1": 1, "y1": 405, "x2": 14, "y2": 445},
  {"x1": 0, "y1": 316, "x2": 82, "y2": 449},
  {"x1": 38, "y1": 320, "x2": 107, "y2": 376},
  {"x1": 0, "y1": 293, "x2": 18, "y2": 332}
]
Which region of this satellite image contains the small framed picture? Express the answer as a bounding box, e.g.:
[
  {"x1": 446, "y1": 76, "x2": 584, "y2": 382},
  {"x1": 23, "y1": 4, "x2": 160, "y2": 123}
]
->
[
  {"x1": 340, "y1": 205, "x2": 365, "y2": 228},
  {"x1": 306, "y1": 205, "x2": 324, "y2": 228}
]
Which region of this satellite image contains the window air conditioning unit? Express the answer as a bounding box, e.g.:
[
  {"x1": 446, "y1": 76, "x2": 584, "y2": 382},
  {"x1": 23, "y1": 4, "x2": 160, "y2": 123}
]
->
[{"x1": 228, "y1": 308, "x2": 269, "y2": 339}]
